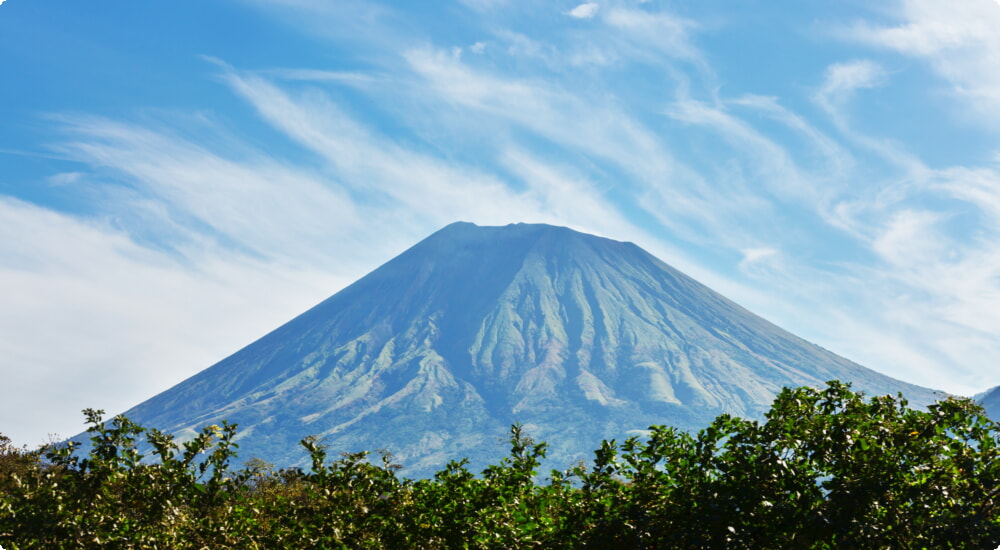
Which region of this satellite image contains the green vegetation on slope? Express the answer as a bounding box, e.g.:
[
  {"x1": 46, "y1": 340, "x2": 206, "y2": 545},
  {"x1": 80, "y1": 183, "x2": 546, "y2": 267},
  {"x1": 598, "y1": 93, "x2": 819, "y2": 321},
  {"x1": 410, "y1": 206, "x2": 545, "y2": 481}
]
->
[{"x1": 2, "y1": 382, "x2": 998, "y2": 549}]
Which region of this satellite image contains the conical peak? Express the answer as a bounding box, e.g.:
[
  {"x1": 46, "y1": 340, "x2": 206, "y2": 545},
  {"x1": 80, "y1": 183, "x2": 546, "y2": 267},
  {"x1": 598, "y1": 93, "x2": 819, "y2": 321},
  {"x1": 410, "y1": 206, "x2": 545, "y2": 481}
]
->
[
  {"x1": 355, "y1": 222, "x2": 619, "y2": 313},
  {"x1": 428, "y1": 221, "x2": 584, "y2": 244},
  {"x1": 115, "y1": 221, "x2": 944, "y2": 478},
  {"x1": 421, "y1": 222, "x2": 635, "y2": 263},
  {"x1": 380, "y1": 222, "x2": 675, "y2": 317}
]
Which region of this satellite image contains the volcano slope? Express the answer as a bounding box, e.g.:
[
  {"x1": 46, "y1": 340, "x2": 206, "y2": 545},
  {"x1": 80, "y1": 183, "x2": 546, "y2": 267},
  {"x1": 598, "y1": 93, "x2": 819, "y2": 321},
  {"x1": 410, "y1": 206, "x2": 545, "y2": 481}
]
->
[{"x1": 118, "y1": 222, "x2": 943, "y2": 476}]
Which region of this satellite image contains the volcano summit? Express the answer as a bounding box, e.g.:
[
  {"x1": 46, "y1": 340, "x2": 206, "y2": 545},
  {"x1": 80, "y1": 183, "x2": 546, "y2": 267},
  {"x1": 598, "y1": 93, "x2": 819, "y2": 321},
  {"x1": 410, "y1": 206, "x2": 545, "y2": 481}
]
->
[{"x1": 119, "y1": 222, "x2": 940, "y2": 476}]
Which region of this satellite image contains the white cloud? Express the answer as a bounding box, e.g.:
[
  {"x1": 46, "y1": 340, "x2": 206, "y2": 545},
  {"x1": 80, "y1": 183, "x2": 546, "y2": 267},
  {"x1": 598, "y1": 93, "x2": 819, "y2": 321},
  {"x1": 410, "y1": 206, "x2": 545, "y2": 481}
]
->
[
  {"x1": 666, "y1": 99, "x2": 816, "y2": 202},
  {"x1": 845, "y1": 0, "x2": 1000, "y2": 124},
  {"x1": 814, "y1": 59, "x2": 887, "y2": 112},
  {"x1": 0, "y1": 197, "x2": 345, "y2": 445},
  {"x1": 45, "y1": 171, "x2": 84, "y2": 186},
  {"x1": 871, "y1": 209, "x2": 946, "y2": 266},
  {"x1": 264, "y1": 68, "x2": 377, "y2": 84},
  {"x1": 604, "y1": 8, "x2": 704, "y2": 65},
  {"x1": 833, "y1": 162, "x2": 1000, "y2": 393},
  {"x1": 219, "y1": 69, "x2": 550, "y2": 229},
  {"x1": 239, "y1": 0, "x2": 409, "y2": 53},
  {"x1": 392, "y1": 49, "x2": 741, "y2": 246},
  {"x1": 499, "y1": 148, "x2": 642, "y2": 239},
  {"x1": 738, "y1": 247, "x2": 780, "y2": 278},
  {"x1": 741, "y1": 247, "x2": 779, "y2": 264},
  {"x1": 731, "y1": 94, "x2": 854, "y2": 179},
  {"x1": 485, "y1": 30, "x2": 558, "y2": 64},
  {"x1": 567, "y1": 44, "x2": 614, "y2": 67},
  {"x1": 812, "y1": 60, "x2": 925, "y2": 176},
  {"x1": 568, "y1": 3, "x2": 599, "y2": 19},
  {"x1": 52, "y1": 114, "x2": 365, "y2": 268},
  {"x1": 402, "y1": 47, "x2": 677, "y2": 184},
  {"x1": 934, "y1": 166, "x2": 1000, "y2": 227}
]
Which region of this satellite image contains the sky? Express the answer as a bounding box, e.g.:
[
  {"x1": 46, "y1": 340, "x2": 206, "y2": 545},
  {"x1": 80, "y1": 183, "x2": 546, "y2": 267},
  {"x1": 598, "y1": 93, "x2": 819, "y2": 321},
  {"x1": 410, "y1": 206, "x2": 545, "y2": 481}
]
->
[{"x1": 3, "y1": 0, "x2": 1000, "y2": 447}]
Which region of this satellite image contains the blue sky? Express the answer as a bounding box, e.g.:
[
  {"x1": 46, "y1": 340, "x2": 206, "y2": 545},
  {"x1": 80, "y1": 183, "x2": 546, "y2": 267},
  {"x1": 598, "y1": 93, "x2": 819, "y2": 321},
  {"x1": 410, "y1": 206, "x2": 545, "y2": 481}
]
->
[{"x1": 3, "y1": 0, "x2": 1000, "y2": 446}]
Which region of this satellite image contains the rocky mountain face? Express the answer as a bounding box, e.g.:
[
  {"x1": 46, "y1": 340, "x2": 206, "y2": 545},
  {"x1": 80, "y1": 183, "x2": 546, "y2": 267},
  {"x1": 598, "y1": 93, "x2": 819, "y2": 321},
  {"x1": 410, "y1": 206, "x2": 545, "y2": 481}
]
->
[{"x1": 120, "y1": 222, "x2": 943, "y2": 477}]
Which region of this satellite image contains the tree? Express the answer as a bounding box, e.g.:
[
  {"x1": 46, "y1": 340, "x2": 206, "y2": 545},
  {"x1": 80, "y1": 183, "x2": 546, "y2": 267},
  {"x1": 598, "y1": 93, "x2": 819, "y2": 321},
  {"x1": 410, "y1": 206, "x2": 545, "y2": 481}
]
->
[
  {"x1": 577, "y1": 382, "x2": 1000, "y2": 548},
  {"x1": 2, "y1": 382, "x2": 998, "y2": 548}
]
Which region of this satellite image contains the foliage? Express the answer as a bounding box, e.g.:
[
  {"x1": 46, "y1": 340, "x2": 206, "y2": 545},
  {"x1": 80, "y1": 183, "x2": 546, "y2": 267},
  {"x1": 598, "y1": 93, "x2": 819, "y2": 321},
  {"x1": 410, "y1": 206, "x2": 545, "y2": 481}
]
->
[{"x1": 1, "y1": 382, "x2": 998, "y2": 548}]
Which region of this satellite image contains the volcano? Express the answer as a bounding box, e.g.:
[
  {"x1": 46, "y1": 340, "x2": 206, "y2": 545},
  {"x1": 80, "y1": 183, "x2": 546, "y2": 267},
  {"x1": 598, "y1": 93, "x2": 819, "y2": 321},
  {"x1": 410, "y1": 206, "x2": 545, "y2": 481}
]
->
[{"x1": 119, "y1": 222, "x2": 942, "y2": 476}]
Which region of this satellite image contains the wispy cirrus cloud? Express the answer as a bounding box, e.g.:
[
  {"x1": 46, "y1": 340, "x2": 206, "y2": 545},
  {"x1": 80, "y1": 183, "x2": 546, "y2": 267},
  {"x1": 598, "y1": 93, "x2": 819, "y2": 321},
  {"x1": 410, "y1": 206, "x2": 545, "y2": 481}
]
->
[
  {"x1": 51, "y1": 114, "x2": 364, "y2": 267},
  {"x1": 400, "y1": 47, "x2": 678, "y2": 184},
  {"x1": 808, "y1": 61, "x2": 1000, "y2": 390},
  {"x1": 843, "y1": 0, "x2": 1000, "y2": 125},
  {"x1": 666, "y1": 99, "x2": 814, "y2": 202},
  {"x1": 814, "y1": 60, "x2": 887, "y2": 115},
  {"x1": 812, "y1": 58, "x2": 927, "y2": 182},
  {"x1": 603, "y1": 7, "x2": 703, "y2": 65},
  {"x1": 263, "y1": 68, "x2": 379, "y2": 84},
  {"x1": 730, "y1": 94, "x2": 855, "y2": 181},
  {"x1": 219, "y1": 68, "x2": 555, "y2": 230}
]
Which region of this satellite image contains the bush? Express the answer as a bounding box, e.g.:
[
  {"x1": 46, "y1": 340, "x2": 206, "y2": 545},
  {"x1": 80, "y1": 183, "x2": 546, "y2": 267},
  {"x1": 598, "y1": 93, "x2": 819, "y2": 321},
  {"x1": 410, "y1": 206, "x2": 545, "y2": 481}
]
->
[{"x1": 1, "y1": 382, "x2": 997, "y2": 549}]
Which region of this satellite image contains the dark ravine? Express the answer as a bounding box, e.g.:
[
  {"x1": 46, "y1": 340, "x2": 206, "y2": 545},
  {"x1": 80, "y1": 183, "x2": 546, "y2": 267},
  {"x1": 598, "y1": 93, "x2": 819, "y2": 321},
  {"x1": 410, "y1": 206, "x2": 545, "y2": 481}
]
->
[{"x1": 117, "y1": 222, "x2": 945, "y2": 477}]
